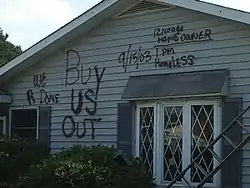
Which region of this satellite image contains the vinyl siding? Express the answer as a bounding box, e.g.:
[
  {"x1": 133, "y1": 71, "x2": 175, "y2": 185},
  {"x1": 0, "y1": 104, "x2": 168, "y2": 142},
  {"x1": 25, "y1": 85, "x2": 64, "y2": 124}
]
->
[{"x1": 8, "y1": 7, "x2": 250, "y2": 187}]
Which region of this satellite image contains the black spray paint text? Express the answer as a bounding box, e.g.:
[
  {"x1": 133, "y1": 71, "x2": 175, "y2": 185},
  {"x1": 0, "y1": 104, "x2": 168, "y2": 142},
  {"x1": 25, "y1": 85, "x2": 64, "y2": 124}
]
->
[
  {"x1": 154, "y1": 26, "x2": 212, "y2": 45},
  {"x1": 62, "y1": 116, "x2": 101, "y2": 140},
  {"x1": 118, "y1": 44, "x2": 196, "y2": 71},
  {"x1": 70, "y1": 88, "x2": 99, "y2": 116},
  {"x1": 64, "y1": 50, "x2": 105, "y2": 116},
  {"x1": 155, "y1": 55, "x2": 195, "y2": 68},
  {"x1": 154, "y1": 25, "x2": 184, "y2": 37},
  {"x1": 118, "y1": 44, "x2": 152, "y2": 72},
  {"x1": 33, "y1": 72, "x2": 46, "y2": 88},
  {"x1": 155, "y1": 47, "x2": 196, "y2": 68},
  {"x1": 156, "y1": 47, "x2": 175, "y2": 56},
  {"x1": 62, "y1": 50, "x2": 105, "y2": 139},
  {"x1": 65, "y1": 50, "x2": 105, "y2": 87},
  {"x1": 27, "y1": 89, "x2": 60, "y2": 105},
  {"x1": 27, "y1": 72, "x2": 60, "y2": 105},
  {"x1": 157, "y1": 29, "x2": 212, "y2": 44}
]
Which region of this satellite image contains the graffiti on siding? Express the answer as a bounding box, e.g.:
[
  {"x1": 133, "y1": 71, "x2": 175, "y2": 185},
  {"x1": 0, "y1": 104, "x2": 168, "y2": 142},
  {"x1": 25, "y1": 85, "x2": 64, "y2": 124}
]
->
[
  {"x1": 62, "y1": 50, "x2": 105, "y2": 140},
  {"x1": 118, "y1": 44, "x2": 152, "y2": 72},
  {"x1": 33, "y1": 72, "x2": 46, "y2": 88},
  {"x1": 26, "y1": 50, "x2": 105, "y2": 140},
  {"x1": 154, "y1": 47, "x2": 195, "y2": 69},
  {"x1": 118, "y1": 25, "x2": 213, "y2": 72},
  {"x1": 27, "y1": 72, "x2": 60, "y2": 105},
  {"x1": 25, "y1": 24, "x2": 214, "y2": 140},
  {"x1": 154, "y1": 25, "x2": 212, "y2": 45}
]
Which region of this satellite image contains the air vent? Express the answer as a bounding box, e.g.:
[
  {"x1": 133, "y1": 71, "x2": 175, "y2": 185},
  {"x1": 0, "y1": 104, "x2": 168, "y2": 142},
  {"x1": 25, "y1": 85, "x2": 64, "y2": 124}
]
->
[{"x1": 117, "y1": 0, "x2": 173, "y2": 17}]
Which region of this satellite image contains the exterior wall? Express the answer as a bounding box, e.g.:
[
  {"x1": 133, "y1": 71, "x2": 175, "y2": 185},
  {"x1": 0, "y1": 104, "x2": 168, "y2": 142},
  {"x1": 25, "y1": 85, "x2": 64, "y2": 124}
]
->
[{"x1": 7, "y1": 7, "x2": 250, "y2": 187}]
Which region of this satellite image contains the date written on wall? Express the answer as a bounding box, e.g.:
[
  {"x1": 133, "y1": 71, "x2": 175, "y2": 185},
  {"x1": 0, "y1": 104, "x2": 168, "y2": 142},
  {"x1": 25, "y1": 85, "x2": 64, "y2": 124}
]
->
[
  {"x1": 118, "y1": 44, "x2": 152, "y2": 72},
  {"x1": 118, "y1": 44, "x2": 196, "y2": 72}
]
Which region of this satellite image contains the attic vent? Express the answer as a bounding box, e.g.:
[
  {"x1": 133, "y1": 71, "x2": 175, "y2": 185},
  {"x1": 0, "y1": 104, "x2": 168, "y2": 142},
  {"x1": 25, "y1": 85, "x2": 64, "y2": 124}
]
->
[{"x1": 117, "y1": 0, "x2": 173, "y2": 17}]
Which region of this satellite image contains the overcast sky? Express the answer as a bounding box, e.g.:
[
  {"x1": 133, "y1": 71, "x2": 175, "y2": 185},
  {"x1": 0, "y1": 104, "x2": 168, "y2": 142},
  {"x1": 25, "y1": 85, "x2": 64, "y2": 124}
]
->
[{"x1": 0, "y1": 0, "x2": 249, "y2": 50}]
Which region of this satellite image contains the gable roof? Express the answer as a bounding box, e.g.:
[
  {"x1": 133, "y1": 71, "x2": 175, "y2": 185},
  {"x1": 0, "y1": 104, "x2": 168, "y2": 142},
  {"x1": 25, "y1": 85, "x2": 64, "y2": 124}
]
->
[{"x1": 1, "y1": 0, "x2": 250, "y2": 85}]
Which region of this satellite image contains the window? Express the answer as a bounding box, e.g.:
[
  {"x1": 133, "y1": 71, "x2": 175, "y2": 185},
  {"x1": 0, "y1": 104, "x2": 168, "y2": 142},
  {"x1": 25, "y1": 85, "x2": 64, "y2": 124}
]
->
[
  {"x1": 11, "y1": 108, "x2": 38, "y2": 140},
  {"x1": 0, "y1": 116, "x2": 6, "y2": 136},
  {"x1": 135, "y1": 100, "x2": 221, "y2": 186}
]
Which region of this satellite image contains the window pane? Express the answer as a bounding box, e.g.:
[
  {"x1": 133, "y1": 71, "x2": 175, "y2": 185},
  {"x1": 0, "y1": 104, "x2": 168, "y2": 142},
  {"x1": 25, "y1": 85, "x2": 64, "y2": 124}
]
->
[
  {"x1": 139, "y1": 107, "x2": 154, "y2": 176},
  {"x1": 191, "y1": 105, "x2": 214, "y2": 183},
  {"x1": 12, "y1": 109, "x2": 37, "y2": 128},
  {"x1": 163, "y1": 106, "x2": 183, "y2": 182},
  {"x1": 11, "y1": 109, "x2": 37, "y2": 140},
  {"x1": 12, "y1": 128, "x2": 36, "y2": 140}
]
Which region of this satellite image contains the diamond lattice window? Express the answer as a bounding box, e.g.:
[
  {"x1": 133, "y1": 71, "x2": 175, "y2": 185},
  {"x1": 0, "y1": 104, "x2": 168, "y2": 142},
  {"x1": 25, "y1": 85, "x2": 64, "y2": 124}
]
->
[
  {"x1": 164, "y1": 106, "x2": 183, "y2": 181},
  {"x1": 191, "y1": 105, "x2": 214, "y2": 183},
  {"x1": 136, "y1": 101, "x2": 219, "y2": 186},
  {"x1": 140, "y1": 107, "x2": 154, "y2": 175}
]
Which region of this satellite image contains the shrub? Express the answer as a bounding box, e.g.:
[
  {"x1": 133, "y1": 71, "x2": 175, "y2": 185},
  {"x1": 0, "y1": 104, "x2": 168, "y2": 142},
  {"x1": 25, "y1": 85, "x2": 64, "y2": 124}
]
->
[
  {"x1": 0, "y1": 136, "x2": 49, "y2": 187},
  {"x1": 19, "y1": 145, "x2": 154, "y2": 188}
]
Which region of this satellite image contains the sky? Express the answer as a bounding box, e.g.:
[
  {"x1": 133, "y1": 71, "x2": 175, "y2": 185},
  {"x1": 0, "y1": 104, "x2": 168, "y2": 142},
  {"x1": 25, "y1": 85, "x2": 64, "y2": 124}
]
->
[{"x1": 0, "y1": 0, "x2": 250, "y2": 50}]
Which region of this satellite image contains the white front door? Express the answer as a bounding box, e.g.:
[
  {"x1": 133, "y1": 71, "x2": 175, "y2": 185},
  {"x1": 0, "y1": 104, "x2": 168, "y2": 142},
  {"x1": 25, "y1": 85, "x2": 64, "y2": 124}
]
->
[
  {"x1": 0, "y1": 116, "x2": 6, "y2": 136},
  {"x1": 135, "y1": 100, "x2": 221, "y2": 187}
]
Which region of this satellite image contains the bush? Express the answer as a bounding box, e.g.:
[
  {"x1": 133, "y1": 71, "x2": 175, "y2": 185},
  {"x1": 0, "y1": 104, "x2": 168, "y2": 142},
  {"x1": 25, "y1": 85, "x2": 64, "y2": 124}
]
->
[
  {"x1": 19, "y1": 145, "x2": 154, "y2": 188},
  {"x1": 0, "y1": 136, "x2": 49, "y2": 187}
]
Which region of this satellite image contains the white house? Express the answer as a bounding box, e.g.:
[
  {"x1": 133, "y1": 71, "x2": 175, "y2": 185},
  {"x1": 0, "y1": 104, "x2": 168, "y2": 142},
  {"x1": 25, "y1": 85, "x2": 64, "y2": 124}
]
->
[{"x1": 1, "y1": 0, "x2": 250, "y2": 187}]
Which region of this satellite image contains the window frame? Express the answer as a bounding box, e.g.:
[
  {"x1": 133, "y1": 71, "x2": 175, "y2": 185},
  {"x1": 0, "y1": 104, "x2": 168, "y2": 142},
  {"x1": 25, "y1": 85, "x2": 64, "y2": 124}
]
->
[
  {"x1": 9, "y1": 106, "x2": 39, "y2": 140},
  {"x1": 135, "y1": 99, "x2": 222, "y2": 187},
  {"x1": 160, "y1": 101, "x2": 186, "y2": 186},
  {"x1": 135, "y1": 102, "x2": 157, "y2": 180},
  {"x1": 186, "y1": 100, "x2": 221, "y2": 187}
]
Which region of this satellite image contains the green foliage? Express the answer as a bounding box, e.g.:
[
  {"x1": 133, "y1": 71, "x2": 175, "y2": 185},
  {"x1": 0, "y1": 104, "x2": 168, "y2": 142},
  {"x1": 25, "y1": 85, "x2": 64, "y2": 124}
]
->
[
  {"x1": 19, "y1": 145, "x2": 154, "y2": 188},
  {"x1": 0, "y1": 28, "x2": 22, "y2": 67},
  {"x1": 0, "y1": 136, "x2": 50, "y2": 187}
]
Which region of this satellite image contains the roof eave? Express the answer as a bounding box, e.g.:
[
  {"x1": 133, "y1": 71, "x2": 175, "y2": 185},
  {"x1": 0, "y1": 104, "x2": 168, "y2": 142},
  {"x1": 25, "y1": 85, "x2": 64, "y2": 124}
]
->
[
  {"x1": 156, "y1": 0, "x2": 250, "y2": 25},
  {"x1": 0, "y1": 0, "x2": 130, "y2": 85}
]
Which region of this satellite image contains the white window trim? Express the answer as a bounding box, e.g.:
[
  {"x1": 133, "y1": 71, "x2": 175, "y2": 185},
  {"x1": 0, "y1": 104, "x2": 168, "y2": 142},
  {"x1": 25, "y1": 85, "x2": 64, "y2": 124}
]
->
[
  {"x1": 135, "y1": 99, "x2": 222, "y2": 187},
  {"x1": 0, "y1": 116, "x2": 7, "y2": 135},
  {"x1": 9, "y1": 107, "x2": 39, "y2": 140}
]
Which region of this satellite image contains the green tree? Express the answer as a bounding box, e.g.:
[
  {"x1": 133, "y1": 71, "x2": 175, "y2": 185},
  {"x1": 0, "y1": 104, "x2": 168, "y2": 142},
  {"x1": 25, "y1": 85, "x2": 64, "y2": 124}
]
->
[{"x1": 0, "y1": 28, "x2": 22, "y2": 67}]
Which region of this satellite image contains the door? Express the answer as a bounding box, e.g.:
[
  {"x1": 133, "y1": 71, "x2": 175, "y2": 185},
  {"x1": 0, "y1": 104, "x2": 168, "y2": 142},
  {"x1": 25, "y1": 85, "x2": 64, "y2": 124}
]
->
[
  {"x1": 136, "y1": 100, "x2": 220, "y2": 187},
  {"x1": 0, "y1": 116, "x2": 6, "y2": 136}
]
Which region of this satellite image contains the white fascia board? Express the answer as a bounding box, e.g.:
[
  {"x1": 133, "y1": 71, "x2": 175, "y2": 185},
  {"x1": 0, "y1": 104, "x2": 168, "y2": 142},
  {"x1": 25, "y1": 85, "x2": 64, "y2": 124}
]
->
[
  {"x1": 0, "y1": 0, "x2": 118, "y2": 76},
  {"x1": 156, "y1": 0, "x2": 250, "y2": 25}
]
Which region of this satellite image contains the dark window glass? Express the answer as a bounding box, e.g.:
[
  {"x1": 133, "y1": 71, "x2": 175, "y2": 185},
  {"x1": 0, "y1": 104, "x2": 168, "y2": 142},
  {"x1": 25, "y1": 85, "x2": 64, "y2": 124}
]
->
[{"x1": 11, "y1": 109, "x2": 37, "y2": 140}]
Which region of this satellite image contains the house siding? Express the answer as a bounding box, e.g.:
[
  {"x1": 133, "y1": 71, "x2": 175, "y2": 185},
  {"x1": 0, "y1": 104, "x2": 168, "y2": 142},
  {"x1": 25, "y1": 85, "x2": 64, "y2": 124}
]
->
[{"x1": 7, "y1": 7, "x2": 250, "y2": 187}]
